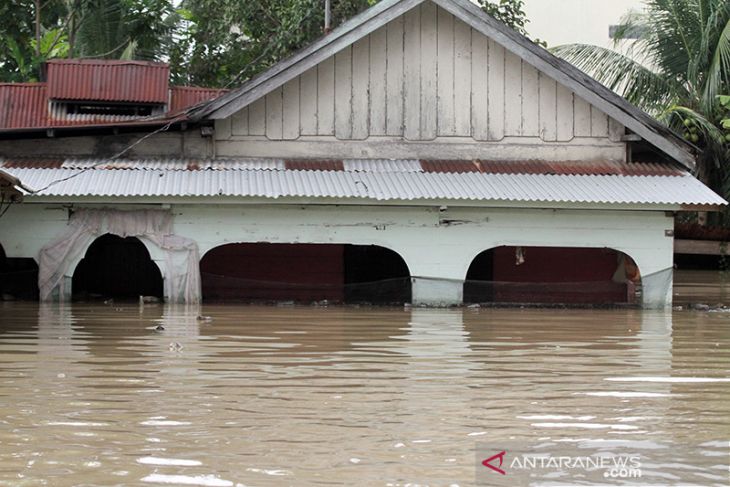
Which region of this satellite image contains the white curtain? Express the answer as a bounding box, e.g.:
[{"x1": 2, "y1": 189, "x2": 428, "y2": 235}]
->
[{"x1": 38, "y1": 209, "x2": 201, "y2": 303}]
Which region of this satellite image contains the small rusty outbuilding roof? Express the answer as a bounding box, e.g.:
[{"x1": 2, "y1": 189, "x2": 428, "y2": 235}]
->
[
  {"x1": 0, "y1": 60, "x2": 227, "y2": 131},
  {"x1": 0, "y1": 158, "x2": 723, "y2": 209},
  {"x1": 46, "y1": 59, "x2": 170, "y2": 103}
]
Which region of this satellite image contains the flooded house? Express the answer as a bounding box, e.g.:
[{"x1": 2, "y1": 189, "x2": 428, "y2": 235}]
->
[{"x1": 0, "y1": 0, "x2": 724, "y2": 308}]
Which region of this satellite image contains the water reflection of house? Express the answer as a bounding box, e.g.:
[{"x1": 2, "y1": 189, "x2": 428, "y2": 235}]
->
[{"x1": 0, "y1": 0, "x2": 724, "y2": 308}]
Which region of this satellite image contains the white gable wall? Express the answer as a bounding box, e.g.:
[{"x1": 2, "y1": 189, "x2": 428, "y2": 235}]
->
[{"x1": 215, "y1": 3, "x2": 626, "y2": 161}]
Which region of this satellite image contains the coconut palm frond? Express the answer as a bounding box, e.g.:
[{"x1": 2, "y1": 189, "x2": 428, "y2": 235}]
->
[
  {"x1": 702, "y1": 5, "x2": 730, "y2": 111},
  {"x1": 640, "y1": 0, "x2": 704, "y2": 85},
  {"x1": 551, "y1": 43, "x2": 682, "y2": 113},
  {"x1": 661, "y1": 105, "x2": 727, "y2": 176}
]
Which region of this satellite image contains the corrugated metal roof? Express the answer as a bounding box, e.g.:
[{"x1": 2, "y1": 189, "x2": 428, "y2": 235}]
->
[
  {"x1": 0, "y1": 158, "x2": 685, "y2": 176},
  {"x1": 0, "y1": 83, "x2": 48, "y2": 129},
  {"x1": 46, "y1": 59, "x2": 169, "y2": 103},
  {"x1": 344, "y1": 159, "x2": 423, "y2": 172},
  {"x1": 285, "y1": 160, "x2": 344, "y2": 171},
  {"x1": 1, "y1": 158, "x2": 723, "y2": 206},
  {"x1": 478, "y1": 160, "x2": 683, "y2": 176},
  {"x1": 169, "y1": 86, "x2": 227, "y2": 113},
  {"x1": 0, "y1": 63, "x2": 225, "y2": 131}
]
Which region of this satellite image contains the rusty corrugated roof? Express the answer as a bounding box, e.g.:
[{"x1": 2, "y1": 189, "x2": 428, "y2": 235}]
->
[
  {"x1": 46, "y1": 59, "x2": 169, "y2": 103},
  {"x1": 420, "y1": 160, "x2": 683, "y2": 176},
  {"x1": 0, "y1": 60, "x2": 228, "y2": 131},
  {"x1": 169, "y1": 86, "x2": 227, "y2": 113},
  {"x1": 0, "y1": 83, "x2": 48, "y2": 129},
  {"x1": 477, "y1": 160, "x2": 684, "y2": 176},
  {"x1": 285, "y1": 160, "x2": 344, "y2": 171}
]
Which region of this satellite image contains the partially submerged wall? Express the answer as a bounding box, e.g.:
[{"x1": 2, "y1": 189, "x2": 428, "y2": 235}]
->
[{"x1": 0, "y1": 202, "x2": 675, "y2": 307}]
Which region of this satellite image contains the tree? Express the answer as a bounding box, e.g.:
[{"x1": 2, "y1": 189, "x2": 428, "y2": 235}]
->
[
  {"x1": 0, "y1": 0, "x2": 67, "y2": 81},
  {"x1": 169, "y1": 0, "x2": 374, "y2": 87},
  {"x1": 552, "y1": 0, "x2": 730, "y2": 202},
  {"x1": 169, "y1": 0, "x2": 536, "y2": 87},
  {"x1": 0, "y1": 0, "x2": 174, "y2": 81}
]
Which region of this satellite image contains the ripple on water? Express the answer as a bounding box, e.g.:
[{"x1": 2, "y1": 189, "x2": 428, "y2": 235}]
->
[{"x1": 0, "y1": 302, "x2": 727, "y2": 486}]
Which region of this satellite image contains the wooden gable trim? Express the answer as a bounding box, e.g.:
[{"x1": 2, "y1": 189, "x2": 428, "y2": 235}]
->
[{"x1": 193, "y1": 0, "x2": 696, "y2": 170}]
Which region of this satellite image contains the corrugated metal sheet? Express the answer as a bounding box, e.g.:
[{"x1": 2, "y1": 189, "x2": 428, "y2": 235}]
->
[
  {"x1": 169, "y1": 86, "x2": 227, "y2": 113},
  {"x1": 3, "y1": 158, "x2": 287, "y2": 171},
  {"x1": 2, "y1": 158, "x2": 686, "y2": 177},
  {"x1": 478, "y1": 160, "x2": 683, "y2": 176},
  {"x1": 421, "y1": 160, "x2": 482, "y2": 173},
  {"x1": 2, "y1": 161, "x2": 724, "y2": 206},
  {"x1": 47, "y1": 59, "x2": 169, "y2": 103},
  {"x1": 285, "y1": 160, "x2": 344, "y2": 171},
  {"x1": 0, "y1": 83, "x2": 48, "y2": 129},
  {"x1": 344, "y1": 159, "x2": 423, "y2": 172}
]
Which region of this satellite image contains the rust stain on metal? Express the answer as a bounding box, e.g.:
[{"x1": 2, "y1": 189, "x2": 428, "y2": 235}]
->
[
  {"x1": 477, "y1": 160, "x2": 683, "y2": 176},
  {"x1": 285, "y1": 160, "x2": 344, "y2": 171},
  {"x1": 46, "y1": 59, "x2": 169, "y2": 103},
  {"x1": 2, "y1": 159, "x2": 63, "y2": 169},
  {"x1": 170, "y1": 86, "x2": 228, "y2": 113},
  {"x1": 0, "y1": 83, "x2": 48, "y2": 129},
  {"x1": 420, "y1": 160, "x2": 481, "y2": 173}
]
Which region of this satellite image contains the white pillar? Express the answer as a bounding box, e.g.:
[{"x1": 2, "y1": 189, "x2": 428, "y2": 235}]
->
[
  {"x1": 411, "y1": 277, "x2": 463, "y2": 307},
  {"x1": 397, "y1": 244, "x2": 472, "y2": 307},
  {"x1": 641, "y1": 267, "x2": 673, "y2": 309}
]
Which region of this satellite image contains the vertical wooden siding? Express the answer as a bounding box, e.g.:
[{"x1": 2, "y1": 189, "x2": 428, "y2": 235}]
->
[{"x1": 228, "y1": 4, "x2": 616, "y2": 142}]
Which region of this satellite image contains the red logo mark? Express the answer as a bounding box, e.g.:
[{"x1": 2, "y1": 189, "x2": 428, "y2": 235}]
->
[{"x1": 482, "y1": 451, "x2": 507, "y2": 475}]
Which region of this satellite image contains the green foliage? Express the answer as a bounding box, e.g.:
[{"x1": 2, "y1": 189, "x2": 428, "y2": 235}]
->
[
  {"x1": 0, "y1": 0, "x2": 67, "y2": 81},
  {"x1": 0, "y1": 0, "x2": 174, "y2": 81},
  {"x1": 168, "y1": 0, "x2": 373, "y2": 87},
  {"x1": 552, "y1": 0, "x2": 730, "y2": 206},
  {"x1": 2, "y1": 0, "x2": 537, "y2": 86}
]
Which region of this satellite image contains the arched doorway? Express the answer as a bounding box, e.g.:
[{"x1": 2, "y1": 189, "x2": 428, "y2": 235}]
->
[
  {"x1": 72, "y1": 234, "x2": 163, "y2": 301},
  {"x1": 464, "y1": 246, "x2": 640, "y2": 305},
  {"x1": 200, "y1": 243, "x2": 411, "y2": 304}
]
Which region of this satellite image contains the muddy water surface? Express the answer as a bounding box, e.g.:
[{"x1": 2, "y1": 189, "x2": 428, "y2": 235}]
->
[{"x1": 0, "y1": 281, "x2": 729, "y2": 486}]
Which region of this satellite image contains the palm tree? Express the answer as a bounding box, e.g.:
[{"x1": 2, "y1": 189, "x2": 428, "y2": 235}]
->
[{"x1": 552, "y1": 0, "x2": 729, "y2": 197}]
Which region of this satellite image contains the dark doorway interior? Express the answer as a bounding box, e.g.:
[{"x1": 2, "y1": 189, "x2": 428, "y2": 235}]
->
[
  {"x1": 0, "y1": 244, "x2": 40, "y2": 300},
  {"x1": 464, "y1": 246, "x2": 638, "y2": 305},
  {"x1": 72, "y1": 234, "x2": 163, "y2": 301},
  {"x1": 344, "y1": 245, "x2": 411, "y2": 304},
  {"x1": 200, "y1": 243, "x2": 411, "y2": 304}
]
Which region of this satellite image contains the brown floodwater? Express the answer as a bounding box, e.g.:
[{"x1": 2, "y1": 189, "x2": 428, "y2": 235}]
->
[{"x1": 0, "y1": 273, "x2": 728, "y2": 486}]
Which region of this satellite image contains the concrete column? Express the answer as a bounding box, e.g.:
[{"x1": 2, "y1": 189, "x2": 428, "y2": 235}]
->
[
  {"x1": 641, "y1": 267, "x2": 673, "y2": 309},
  {"x1": 397, "y1": 243, "x2": 472, "y2": 307},
  {"x1": 622, "y1": 245, "x2": 674, "y2": 309},
  {"x1": 411, "y1": 277, "x2": 463, "y2": 307}
]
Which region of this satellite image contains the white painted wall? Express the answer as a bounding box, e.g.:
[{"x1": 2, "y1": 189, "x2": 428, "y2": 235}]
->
[
  {"x1": 0, "y1": 202, "x2": 674, "y2": 307},
  {"x1": 215, "y1": 2, "x2": 626, "y2": 161}
]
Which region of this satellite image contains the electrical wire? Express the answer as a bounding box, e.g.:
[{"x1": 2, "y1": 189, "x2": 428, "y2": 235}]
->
[{"x1": 28, "y1": 115, "x2": 186, "y2": 195}]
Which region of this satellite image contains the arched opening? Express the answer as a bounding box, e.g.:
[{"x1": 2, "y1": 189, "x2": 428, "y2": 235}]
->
[
  {"x1": 72, "y1": 234, "x2": 163, "y2": 301},
  {"x1": 464, "y1": 246, "x2": 640, "y2": 306},
  {"x1": 200, "y1": 243, "x2": 411, "y2": 304},
  {"x1": 0, "y1": 243, "x2": 39, "y2": 300}
]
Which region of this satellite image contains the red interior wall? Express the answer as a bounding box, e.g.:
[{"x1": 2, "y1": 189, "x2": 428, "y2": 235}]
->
[
  {"x1": 492, "y1": 246, "x2": 628, "y2": 304},
  {"x1": 200, "y1": 243, "x2": 344, "y2": 302}
]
